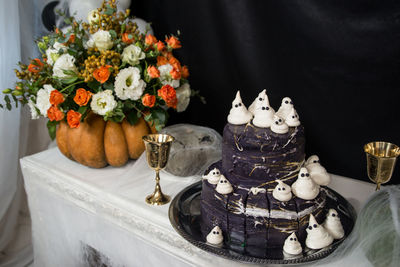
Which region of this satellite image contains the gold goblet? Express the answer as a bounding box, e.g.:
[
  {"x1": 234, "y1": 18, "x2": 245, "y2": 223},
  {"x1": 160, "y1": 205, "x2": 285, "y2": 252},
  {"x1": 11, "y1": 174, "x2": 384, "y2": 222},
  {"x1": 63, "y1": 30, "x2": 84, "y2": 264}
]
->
[
  {"x1": 364, "y1": 141, "x2": 400, "y2": 190},
  {"x1": 143, "y1": 134, "x2": 175, "y2": 205}
]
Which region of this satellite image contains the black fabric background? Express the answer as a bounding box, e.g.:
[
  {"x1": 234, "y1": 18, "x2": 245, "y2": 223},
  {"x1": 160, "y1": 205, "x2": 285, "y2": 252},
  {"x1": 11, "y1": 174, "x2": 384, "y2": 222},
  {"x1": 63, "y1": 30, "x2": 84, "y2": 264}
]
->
[{"x1": 131, "y1": 0, "x2": 400, "y2": 184}]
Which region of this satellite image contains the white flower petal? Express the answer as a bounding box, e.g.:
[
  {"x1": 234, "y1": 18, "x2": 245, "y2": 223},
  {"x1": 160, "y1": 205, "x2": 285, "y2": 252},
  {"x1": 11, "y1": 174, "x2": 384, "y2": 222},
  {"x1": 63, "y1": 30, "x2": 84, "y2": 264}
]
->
[{"x1": 114, "y1": 67, "x2": 146, "y2": 100}]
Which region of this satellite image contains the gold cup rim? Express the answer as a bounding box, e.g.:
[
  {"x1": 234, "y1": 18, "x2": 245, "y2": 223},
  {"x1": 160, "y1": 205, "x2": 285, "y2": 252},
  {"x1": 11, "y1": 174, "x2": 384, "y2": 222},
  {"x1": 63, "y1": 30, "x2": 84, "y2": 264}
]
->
[
  {"x1": 142, "y1": 133, "x2": 175, "y2": 145},
  {"x1": 364, "y1": 141, "x2": 400, "y2": 158}
]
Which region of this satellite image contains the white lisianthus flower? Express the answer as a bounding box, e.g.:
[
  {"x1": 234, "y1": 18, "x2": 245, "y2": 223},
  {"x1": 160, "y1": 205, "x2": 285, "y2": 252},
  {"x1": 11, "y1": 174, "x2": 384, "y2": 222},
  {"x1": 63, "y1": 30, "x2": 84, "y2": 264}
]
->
[
  {"x1": 90, "y1": 90, "x2": 118, "y2": 116},
  {"x1": 36, "y1": 84, "x2": 55, "y2": 117},
  {"x1": 176, "y1": 83, "x2": 191, "y2": 112},
  {"x1": 121, "y1": 44, "x2": 145, "y2": 66},
  {"x1": 28, "y1": 99, "x2": 40, "y2": 119},
  {"x1": 158, "y1": 64, "x2": 180, "y2": 88},
  {"x1": 45, "y1": 42, "x2": 67, "y2": 65},
  {"x1": 53, "y1": 54, "x2": 78, "y2": 78},
  {"x1": 114, "y1": 67, "x2": 146, "y2": 100},
  {"x1": 87, "y1": 10, "x2": 100, "y2": 25},
  {"x1": 87, "y1": 30, "x2": 113, "y2": 51}
]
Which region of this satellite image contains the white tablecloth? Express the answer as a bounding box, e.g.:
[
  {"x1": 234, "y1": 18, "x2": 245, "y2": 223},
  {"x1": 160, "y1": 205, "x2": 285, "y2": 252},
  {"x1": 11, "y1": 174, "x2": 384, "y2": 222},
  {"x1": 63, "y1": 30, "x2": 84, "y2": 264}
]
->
[{"x1": 21, "y1": 148, "x2": 375, "y2": 267}]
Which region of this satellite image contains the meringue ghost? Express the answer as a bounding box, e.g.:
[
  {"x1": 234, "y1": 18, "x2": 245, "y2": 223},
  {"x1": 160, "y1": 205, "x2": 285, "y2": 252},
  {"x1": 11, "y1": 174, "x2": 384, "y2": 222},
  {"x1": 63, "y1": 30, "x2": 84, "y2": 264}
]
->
[
  {"x1": 206, "y1": 226, "x2": 224, "y2": 245},
  {"x1": 291, "y1": 168, "x2": 320, "y2": 200},
  {"x1": 252, "y1": 98, "x2": 275, "y2": 128},
  {"x1": 323, "y1": 209, "x2": 345, "y2": 239},
  {"x1": 216, "y1": 176, "x2": 233, "y2": 194},
  {"x1": 283, "y1": 232, "x2": 302, "y2": 255},
  {"x1": 271, "y1": 115, "x2": 289, "y2": 134},
  {"x1": 248, "y1": 89, "x2": 267, "y2": 115},
  {"x1": 305, "y1": 214, "x2": 334, "y2": 250},
  {"x1": 305, "y1": 155, "x2": 331, "y2": 186},
  {"x1": 227, "y1": 91, "x2": 253, "y2": 125},
  {"x1": 202, "y1": 168, "x2": 223, "y2": 185},
  {"x1": 276, "y1": 97, "x2": 293, "y2": 119},
  {"x1": 285, "y1": 107, "x2": 300, "y2": 127},
  {"x1": 272, "y1": 180, "x2": 292, "y2": 202}
]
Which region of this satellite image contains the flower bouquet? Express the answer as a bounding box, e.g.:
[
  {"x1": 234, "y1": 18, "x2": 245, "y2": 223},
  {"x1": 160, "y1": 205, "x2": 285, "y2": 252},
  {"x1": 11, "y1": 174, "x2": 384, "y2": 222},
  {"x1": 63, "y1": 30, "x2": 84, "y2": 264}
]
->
[{"x1": 1, "y1": 0, "x2": 195, "y2": 168}]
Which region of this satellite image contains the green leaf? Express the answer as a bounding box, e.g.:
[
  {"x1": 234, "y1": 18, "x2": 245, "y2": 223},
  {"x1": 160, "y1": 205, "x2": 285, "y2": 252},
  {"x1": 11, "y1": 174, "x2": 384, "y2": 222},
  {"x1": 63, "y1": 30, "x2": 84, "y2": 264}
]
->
[
  {"x1": 46, "y1": 120, "x2": 57, "y2": 140},
  {"x1": 6, "y1": 102, "x2": 11, "y2": 110},
  {"x1": 103, "y1": 82, "x2": 114, "y2": 90},
  {"x1": 11, "y1": 95, "x2": 19, "y2": 108},
  {"x1": 109, "y1": 30, "x2": 117, "y2": 39},
  {"x1": 78, "y1": 106, "x2": 88, "y2": 115},
  {"x1": 104, "y1": 6, "x2": 116, "y2": 16},
  {"x1": 4, "y1": 95, "x2": 10, "y2": 103},
  {"x1": 0, "y1": 103, "x2": 3, "y2": 109},
  {"x1": 64, "y1": 17, "x2": 72, "y2": 25},
  {"x1": 121, "y1": 23, "x2": 126, "y2": 34},
  {"x1": 62, "y1": 70, "x2": 78, "y2": 77},
  {"x1": 126, "y1": 111, "x2": 139, "y2": 125},
  {"x1": 87, "y1": 80, "x2": 101, "y2": 92},
  {"x1": 2, "y1": 88, "x2": 12, "y2": 94},
  {"x1": 60, "y1": 77, "x2": 78, "y2": 84}
]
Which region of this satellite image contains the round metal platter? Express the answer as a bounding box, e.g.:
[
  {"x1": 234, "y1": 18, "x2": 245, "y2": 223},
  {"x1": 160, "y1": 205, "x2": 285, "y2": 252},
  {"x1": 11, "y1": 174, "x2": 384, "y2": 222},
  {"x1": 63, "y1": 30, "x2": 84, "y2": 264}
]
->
[{"x1": 168, "y1": 181, "x2": 356, "y2": 265}]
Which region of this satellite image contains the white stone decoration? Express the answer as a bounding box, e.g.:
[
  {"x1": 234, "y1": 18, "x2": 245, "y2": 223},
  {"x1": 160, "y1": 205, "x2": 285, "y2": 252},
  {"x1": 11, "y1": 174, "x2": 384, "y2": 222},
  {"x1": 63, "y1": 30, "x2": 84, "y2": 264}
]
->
[
  {"x1": 271, "y1": 115, "x2": 289, "y2": 134},
  {"x1": 202, "y1": 168, "x2": 223, "y2": 185},
  {"x1": 305, "y1": 155, "x2": 331, "y2": 186},
  {"x1": 283, "y1": 232, "x2": 302, "y2": 255},
  {"x1": 276, "y1": 97, "x2": 294, "y2": 119},
  {"x1": 206, "y1": 226, "x2": 224, "y2": 245},
  {"x1": 291, "y1": 168, "x2": 320, "y2": 200},
  {"x1": 227, "y1": 91, "x2": 253, "y2": 125},
  {"x1": 252, "y1": 98, "x2": 275, "y2": 128},
  {"x1": 272, "y1": 180, "x2": 292, "y2": 202},
  {"x1": 323, "y1": 209, "x2": 345, "y2": 239},
  {"x1": 305, "y1": 214, "x2": 334, "y2": 250},
  {"x1": 216, "y1": 176, "x2": 233, "y2": 195},
  {"x1": 285, "y1": 107, "x2": 300, "y2": 127}
]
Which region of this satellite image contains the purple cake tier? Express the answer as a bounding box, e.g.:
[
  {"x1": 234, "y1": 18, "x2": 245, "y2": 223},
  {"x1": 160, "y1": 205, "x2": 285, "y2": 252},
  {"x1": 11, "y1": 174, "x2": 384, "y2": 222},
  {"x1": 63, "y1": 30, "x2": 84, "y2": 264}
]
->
[{"x1": 222, "y1": 123, "x2": 305, "y2": 185}]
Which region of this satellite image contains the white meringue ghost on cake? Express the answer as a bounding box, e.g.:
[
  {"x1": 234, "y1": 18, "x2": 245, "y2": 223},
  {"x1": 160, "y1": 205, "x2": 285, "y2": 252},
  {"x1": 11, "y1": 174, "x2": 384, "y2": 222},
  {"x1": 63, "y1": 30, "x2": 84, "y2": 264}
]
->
[
  {"x1": 248, "y1": 89, "x2": 267, "y2": 115},
  {"x1": 285, "y1": 107, "x2": 300, "y2": 127},
  {"x1": 305, "y1": 155, "x2": 331, "y2": 186},
  {"x1": 227, "y1": 91, "x2": 253, "y2": 125},
  {"x1": 276, "y1": 97, "x2": 293, "y2": 119},
  {"x1": 305, "y1": 214, "x2": 334, "y2": 249},
  {"x1": 252, "y1": 98, "x2": 275, "y2": 128},
  {"x1": 291, "y1": 168, "x2": 320, "y2": 200},
  {"x1": 216, "y1": 176, "x2": 233, "y2": 194},
  {"x1": 272, "y1": 180, "x2": 292, "y2": 202},
  {"x1": 206, "y1": 226, "x2": 224, "y2": 245},
  {"x1": 323, "y1": 209, "x2": 345, "y2": 239},
  {"x1": 202, "y1": 168, "x2": 223, "y2": 185},
  {"x1": 283, "y1": 232, "x2": 302, "y2": 255},
  {"x1": 271, "y1": 115, "x2": 289, "y2": 134}
]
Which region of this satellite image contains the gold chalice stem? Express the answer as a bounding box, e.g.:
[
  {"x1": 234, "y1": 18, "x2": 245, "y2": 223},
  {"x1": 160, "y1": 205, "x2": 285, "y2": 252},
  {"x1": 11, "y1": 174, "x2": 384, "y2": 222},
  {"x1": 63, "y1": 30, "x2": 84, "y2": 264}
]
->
[
  {"x1": 376, "y1": 183, "x2": 381, "y2": 191},
  {"x1": 146, "y1": 169, "x2": 170, "y2": 205}
]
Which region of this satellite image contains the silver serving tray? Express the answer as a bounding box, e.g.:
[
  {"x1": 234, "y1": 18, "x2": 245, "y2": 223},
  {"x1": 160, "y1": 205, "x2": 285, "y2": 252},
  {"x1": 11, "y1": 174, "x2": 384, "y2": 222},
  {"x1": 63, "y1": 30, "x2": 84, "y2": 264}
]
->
[{"x1": 168, "y1": 181, "x2": 356, "y2": 265}]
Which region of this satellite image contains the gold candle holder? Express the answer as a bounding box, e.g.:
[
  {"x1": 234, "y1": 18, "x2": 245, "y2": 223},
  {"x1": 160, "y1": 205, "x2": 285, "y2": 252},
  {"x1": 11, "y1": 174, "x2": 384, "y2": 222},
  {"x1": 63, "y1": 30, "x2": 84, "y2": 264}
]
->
[
  {"x1": 364, "y1": 141, "x2": 400, "y2": 191},
  {"x1": 142, "y1": 134, "x2": 175, "y2": 205}
]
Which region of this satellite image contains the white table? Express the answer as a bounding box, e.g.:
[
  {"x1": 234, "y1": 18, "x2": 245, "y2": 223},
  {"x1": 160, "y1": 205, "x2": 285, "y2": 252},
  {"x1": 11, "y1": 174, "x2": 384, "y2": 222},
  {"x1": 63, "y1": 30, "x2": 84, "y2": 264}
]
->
[{"x1": 21, "y1": 148, "x2": 375, "y2": 267}]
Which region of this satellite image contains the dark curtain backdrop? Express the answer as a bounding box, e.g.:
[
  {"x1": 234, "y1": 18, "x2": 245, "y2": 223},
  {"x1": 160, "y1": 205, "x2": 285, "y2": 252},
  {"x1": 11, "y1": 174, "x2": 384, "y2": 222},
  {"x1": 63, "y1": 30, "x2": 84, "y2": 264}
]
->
[{"x1": 131, "y1": 0, "x2": 400, "y2": 184}]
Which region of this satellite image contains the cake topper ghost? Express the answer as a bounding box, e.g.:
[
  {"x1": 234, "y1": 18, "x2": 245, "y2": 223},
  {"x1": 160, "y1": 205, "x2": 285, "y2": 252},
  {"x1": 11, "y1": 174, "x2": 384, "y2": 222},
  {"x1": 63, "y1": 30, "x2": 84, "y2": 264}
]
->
[
  {"x1": 248, "y1": 89, "x2": 268, "y2": 115},
  {"x1": 323, "y1": 209, "x2": 345, "y2": 239},
  {"x1": 271, "y1": 115, "x2": 289, "y2": 134},
  {"x1": 305, "y1": 155, "x2": 331, "y2": 186},
  {"x1": 216, "y1": 176, "x2": 233, "y2": 194},
  {"x1": 276, "y1": 97, "x2": 294, "y2": 119},
  {"x1": 305, "y1": 214, "x2": 334, "y2": 249},
  {"x1": 272, "y1": 180, "x2": 292, "y2": 202},
  {"x1": 283, "y1": 232, "x2": 302, "y2": 255},
  {"x1": 206, "y1": 226, "x2": 224, "y2": 245},
  {"x1": 285, "y1": 107, "x2": 300, "y2": 127},
  {"x1": 202, "y1": 168, "x2": 223, "y2": 185},
  {"x1": 291, "y1": 168, "x2": 320, "y2": 200},
  {"x1": 227, "y1": 91, "x2": 253, "y2": 125},
  {"x1": 252, "y1": 98, "x2": 275, "y2": 128}
]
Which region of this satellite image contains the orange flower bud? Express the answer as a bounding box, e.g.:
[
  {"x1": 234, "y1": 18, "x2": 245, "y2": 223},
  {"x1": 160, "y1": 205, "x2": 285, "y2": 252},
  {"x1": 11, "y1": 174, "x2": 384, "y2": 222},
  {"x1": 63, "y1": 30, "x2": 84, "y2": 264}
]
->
[
  {"x1": 181, "y1": 65, "x2": 189, "y2": 79},
  {"x1": 170, "y1": 68, "x2": 181, "y2": 80},
  {"x1": 49, "y1": 90, "x2": 64, "y2": 106},
  {"x1": 67, "y1": 110, "x2": 82, "y2": 128},
  {"x1": 165, "y1": 36, "x2": 181, "y2": 49},
  {"x1": 168, "y1": 56, "x2": 181, "y2": 71},
  {"x1": 157, "y1": 56, "x2": 168, "y2": 66},
  {"x1": 158, "y1": 84, "x2": 177, "y2": 109},
  {"x1": 122, "y1": 33, "x2": 134, "y2": 44},
  {"x1": 47, "y1": 105, "x2": 64, "y2": 121},
  {"x1": 93, "y1": 65, "x2": 112, "y2": 84},
  {"x1": 28, "y1": 59, "x2": 44, "y2": 73},
  {"x1": 156, "y1": 41, "x2": 165, "y2": 51},
  {"x1": 147, "y1": 65, "x2": 160, "y2": 78},
  {"x1": 74, "y1": 88, "x2": 92, "y2": 106},
  {"x1": 145, "y1": 34, "x2": 157, "y2": 46},
  {"x1": 142, "y1": 94, "x2": 156, "y2": 108}
]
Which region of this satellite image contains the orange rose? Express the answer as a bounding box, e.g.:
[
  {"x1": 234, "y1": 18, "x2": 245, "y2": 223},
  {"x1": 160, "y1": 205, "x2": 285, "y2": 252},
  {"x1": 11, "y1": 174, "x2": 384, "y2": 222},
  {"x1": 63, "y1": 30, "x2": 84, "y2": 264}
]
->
[
  {"x1": 74, "y1": 88, "x2": 92, "y2": 106},
  {"x1": 168, "y1": 56, "x2": 181, "y2": 71},
  {"x1": 145, "y1": 34, "x2": 157, "y2": 46},
  {"x1": 170, "y1": 68, "x2": 181, "y2": 80},
  {"x1": 158, "y1": 84, "x2": 177, "y2": 109},
  {"x1": 67, "y1": 110, "x2": 82, "y2": 128},
  {"x1": 164, "y1": 51, "x2": 173, "y2": 60},
  {"x1": 157, "y1": 56, "x2": 168, "y2": 66},
  {"x1": 50, "y1": 90, "x2": 64, "y2": 105},
  {"x1": 93, "y1": 65, "x2": 111, "y2": 84},
  {"x1": 28, "y1": 59, "x2": 44, "y2": 73},
  {"x1": 156, "y1": 41, "x2": 165, "y2": 51},
  {"x1": 181, "y1": 65, "x2": 189, "y2": 79},
  {"x1": 147, "y1": 65, "x2": 160, "y2": 78},
  {"x1": 122, "y1": 33, "x2": 134, "y2": 44},
  {"x1": 47, "y1": 105, "x2": 64, "y2": 121},
  {"x1": 165, "y1": 36, "x2": 181, "y2": 49},
  {"x1": 142, "y1": 94, "x2": 156, "y2": 108},
  {"x1": 64, "y1": 34, "x2": 75, "y2": 45}
]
